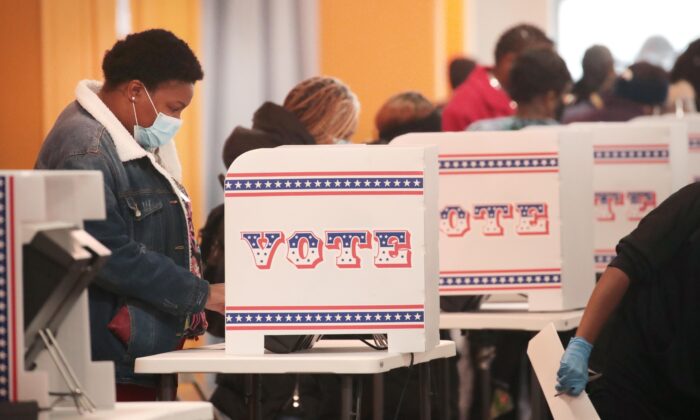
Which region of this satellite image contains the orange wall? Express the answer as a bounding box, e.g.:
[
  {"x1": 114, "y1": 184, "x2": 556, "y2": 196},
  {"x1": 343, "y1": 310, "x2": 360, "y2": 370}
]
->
[
  {"x1": 0, "y1": 0, "x2": 115, "y2": 169},
  {"x1": 40, "y1": 0, "x2": 116, "y2": 134},
  {"x1": 445, "y1": 0, "x2": 465, "y2": 59},
  {"x1": 0, "y1": 0, "x2": 43, "y2": 169},
  {"x1": 319, "y1": 0, "x2": 457, "y2": 142}
]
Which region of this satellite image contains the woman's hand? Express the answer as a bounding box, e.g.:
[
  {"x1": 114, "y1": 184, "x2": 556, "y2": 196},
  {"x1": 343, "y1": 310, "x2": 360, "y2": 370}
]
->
[
  {"x1": 554, "y1": 266, "x2": 630, "y2": 395},
  {"x1": 556, "y1": 337, "x2": 593, "y2": 396},
  {"x1": 205, "y1": 283, "x2": 225, "y2": 314}
]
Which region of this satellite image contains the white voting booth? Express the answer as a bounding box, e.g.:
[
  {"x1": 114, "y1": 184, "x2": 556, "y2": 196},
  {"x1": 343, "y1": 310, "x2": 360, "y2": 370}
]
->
[
  {"x1": 392, "y1": 131, "x2": 595, "y2": 311},
  {"x1": 633, "y1": 114, "x2": 700, "y2": 182},
  {"x1": 568, "y1": 122, "x2": 689, "y2": 275},
  {"x1": 0, "y1": 171, "x2": 114, "y2": 418},
  {"x1": 681, "y1": 115, "x2": 700, "y2": 182},
  {"x1": 224, "y1": 145, "x2": 440, "y2": 354}
]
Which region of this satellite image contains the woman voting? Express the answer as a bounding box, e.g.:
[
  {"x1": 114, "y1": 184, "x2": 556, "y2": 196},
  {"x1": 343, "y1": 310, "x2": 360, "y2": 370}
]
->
[
  {"x1": 35, "y1": 29, "x2": 225, "y2": 401},
  {"x1": 557, "y1": 182, "x2": 700, "y2": 419}
]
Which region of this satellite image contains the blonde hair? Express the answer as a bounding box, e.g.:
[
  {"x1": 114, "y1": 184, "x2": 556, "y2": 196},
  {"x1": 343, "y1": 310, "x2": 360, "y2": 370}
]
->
[
  {"x1": 375, "y1": 91, "x2": 435, "y2": 134},
  {"x1": 283, "y1": 76, "x2": 360, "y2": 144}
]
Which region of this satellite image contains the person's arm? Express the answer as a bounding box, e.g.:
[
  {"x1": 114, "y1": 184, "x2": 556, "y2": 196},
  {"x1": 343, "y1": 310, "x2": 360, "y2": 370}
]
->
[
  {"x1": 555, "y1": 267, "x2": 629, "y2": 396},
  {"x1": 575, "y1": 266, "x2": 629, "y2": 343},
  {"x1": 61, "y1": 152, "x2": 213, "y2": 317},
  {"x1": 557, "y1": 182, "x2": 700, "y2": 395}
]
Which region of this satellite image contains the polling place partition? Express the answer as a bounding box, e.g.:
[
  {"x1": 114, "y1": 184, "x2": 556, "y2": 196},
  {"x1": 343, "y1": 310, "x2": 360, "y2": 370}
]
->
[
  {"x1": 684, "y1": 116, "x2": 700, "y2": 182},
  {"x1": 569, "y1": 122, "x2": 689, "y2": 275},
  {"x1": 392, "y1": 131, "x2": 594, "y2": 311},
  {"x1": 0, "y1": 171, "x2": 113, "y2": 419},
  {"x1": 634, "y1": 114, "x2": 700, "y2": 182},
  {"x1": 224, "y1": 145, "x2": 439, "y2": 354}
]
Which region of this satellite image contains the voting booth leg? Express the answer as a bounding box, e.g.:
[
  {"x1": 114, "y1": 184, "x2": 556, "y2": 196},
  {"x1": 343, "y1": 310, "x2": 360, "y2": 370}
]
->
[
  {"x1": 530, "y1": 369, "x2": 546, "y2": 420},
  {"x1": 372, "y1": 374, "x2": 384, "y2": 420},
  {"x1": 244, "y1": 374, "x2": 262, "y2": 420},
  {"x1": 438, "y1": 358, "x2": 452, "y2": 420},
  {"x1": 476, "y1": 345, "x2": 496, "y2": 420},
  {"x1": 418, "y1": 363, "x2": 432, "y2": 420},
  {"x1": 340, "y1": 375, "x2": 362, "y2": 420},
  {"x1": 157, "y1": 374, "x2": 177, "y2": 401}
]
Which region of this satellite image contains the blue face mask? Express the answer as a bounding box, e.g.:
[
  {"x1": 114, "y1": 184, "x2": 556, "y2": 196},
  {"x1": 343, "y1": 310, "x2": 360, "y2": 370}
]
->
[{"x1": 132, "y1": 88, "x2": 182, "y2": 150}]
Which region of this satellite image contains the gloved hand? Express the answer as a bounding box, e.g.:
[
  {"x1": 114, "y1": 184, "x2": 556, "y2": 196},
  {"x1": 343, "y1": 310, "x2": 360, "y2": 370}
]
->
[{"x1": 556, "y1": 336, "x2": 593, "y2": 396}]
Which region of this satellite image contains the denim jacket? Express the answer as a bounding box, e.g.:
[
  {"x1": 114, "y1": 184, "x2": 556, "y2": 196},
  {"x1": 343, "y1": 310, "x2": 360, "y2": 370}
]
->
[{"x1": 35, "y1": 80, "x2": 209, "y2": 386}]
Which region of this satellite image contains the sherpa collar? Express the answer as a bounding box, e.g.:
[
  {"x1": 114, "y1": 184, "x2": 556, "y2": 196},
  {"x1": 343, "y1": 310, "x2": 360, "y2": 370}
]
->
[{"x1": 74, "y1": 80, "x2": 183, "y2": 181}]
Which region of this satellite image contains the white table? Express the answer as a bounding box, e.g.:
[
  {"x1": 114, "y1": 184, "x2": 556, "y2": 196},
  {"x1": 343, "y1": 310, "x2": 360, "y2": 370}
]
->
[
  {"x1": 439, "y1": 305, "x2": 584, "y2": 420},
  {"x1": 439, "y1": 306, "x2": 584, "y2": 331},
  {"x1": 136, "y1": 340, "x2": 456, "y2": 420},
  {"x1": 50, "y1": 402, "x2": 213, "y2": 420}
]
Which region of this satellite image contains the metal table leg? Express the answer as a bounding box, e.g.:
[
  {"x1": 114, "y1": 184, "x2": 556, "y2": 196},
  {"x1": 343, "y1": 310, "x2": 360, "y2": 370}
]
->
[
  {"x1": 530, "y1": 367, "x2": 546, "y2": 420},
  {"x1": 244, "y1": 374, "x2": 262, "y2": 420},
  {"x1": 477, "y1": 345, "x2": 496, "y2": 420},
  {"x1": 440, "y1": 358, "x2": 452, "y2": 420},
  {"x1": 157, "y1": 374, "x2": 177, "y2": 401},
  {"x1": 418, "y1": 363, "x2": 432, "y2": 420},
  {"x1": 340, "y1": 375, "x2": 354, "y2": 420},
  {"x1": 373, "y1": 374, "x2": 384, "y2": 420}
]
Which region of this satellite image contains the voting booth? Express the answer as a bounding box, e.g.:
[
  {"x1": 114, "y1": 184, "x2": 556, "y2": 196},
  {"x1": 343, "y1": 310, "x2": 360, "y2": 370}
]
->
[
  {"x1": 0, "y1": 171, "x2": 113, "y2": 418},
  {"x1": 681, "y1": 116, "x2": 700, "y2": 182},
  {"x1": 392, "y1": 131, "x2": 594, "y2": 311},
  {"x1": 224, "y1": 145, "x2": 440, "y2": 354},
  {"x1": 634, "y1": 114, "x2": 700, "y2": 182},
  {"x1": 568, "y1": 122, "x2": 689, "y2": 274}
]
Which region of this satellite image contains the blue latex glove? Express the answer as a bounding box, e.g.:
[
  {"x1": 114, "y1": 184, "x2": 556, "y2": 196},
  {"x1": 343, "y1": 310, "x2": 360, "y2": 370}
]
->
[{"x1": 556, "y1": 336, "x2": 593, "y2": 396}]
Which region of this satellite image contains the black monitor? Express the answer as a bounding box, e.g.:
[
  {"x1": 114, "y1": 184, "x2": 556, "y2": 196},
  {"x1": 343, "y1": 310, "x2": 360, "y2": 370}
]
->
[{"x1": 23, "y1": 227, "x2": 109, "y2": 368}]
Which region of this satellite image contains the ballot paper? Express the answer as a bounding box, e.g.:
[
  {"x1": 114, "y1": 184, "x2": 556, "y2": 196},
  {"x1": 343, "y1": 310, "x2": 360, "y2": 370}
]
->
[{"x1": 527, "y1": 323, "x2": 600, "y2": 420}]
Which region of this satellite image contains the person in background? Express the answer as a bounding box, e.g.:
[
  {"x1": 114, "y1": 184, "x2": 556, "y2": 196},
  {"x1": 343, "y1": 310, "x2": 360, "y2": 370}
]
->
[
  {"x1": 441, "y1": 23, "x2": 553, "y2": 131},
  {"x1": 469, "y1": 48, "x2": 572, "y2": 131},
  {"x1": 636, "y1": 35, "x2": 677, "y2": 71},
  {"x1": 562, "y1": 45, "x2": 616, "y2": 123},
  {"x1": 202, "y1": 76, "x2": 359, "y2": 420},
  {"x1": 373, "y1": 91, "x2": 441, "y2": 144},
  {"x1": 34, "y1": 29, "x2": 225, "y2": 401},
  {"x1": 565, "y1": 61, "x2": 669, "y2": 123},
  {"x1": 669, "y1": 38, "x2": 700, "y2": 113},
  {"x1": 463, "y1": 47, "x2": 571, "y2": 419},
  {"x1": 556, "y1": 182, "x2": 700, "y2": 419},
  {"x1": 449, "y1": 57, "x2": 477, "y2": 92}
]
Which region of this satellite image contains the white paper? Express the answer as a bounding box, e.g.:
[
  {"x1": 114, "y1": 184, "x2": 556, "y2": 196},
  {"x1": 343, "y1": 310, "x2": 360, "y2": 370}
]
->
[{"x1": 527, "y1": 323, "x2": 600, "y2": 420}]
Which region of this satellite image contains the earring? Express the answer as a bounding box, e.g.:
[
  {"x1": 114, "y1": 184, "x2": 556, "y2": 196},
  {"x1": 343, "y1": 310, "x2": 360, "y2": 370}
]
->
[{"x1": 131, "y1": 97, "x2": 135, "y2": 102}]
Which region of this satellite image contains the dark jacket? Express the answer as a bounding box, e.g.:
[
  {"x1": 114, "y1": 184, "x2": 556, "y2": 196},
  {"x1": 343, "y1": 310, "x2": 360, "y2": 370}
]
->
[
  {"x1": 564, "y1": 94, "x2": 648, "y2": 123},
  {"x1": 595, "y1": 182, "x2": 700, "y2": 418},
  {"x1": 35, "y1": 80, "x2": 209, "y2": 386},
  {"x1": 223, "y1": 101, "x2": 316, "y2": 168}
]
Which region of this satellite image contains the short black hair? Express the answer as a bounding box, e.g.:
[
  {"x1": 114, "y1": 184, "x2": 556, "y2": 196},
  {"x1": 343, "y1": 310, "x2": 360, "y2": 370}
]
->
[
  {"x1": 102, "y1": 29, "x2": 204, "y2": 90},
  {"x1": 508, "y1": 48, "x2": 572, "y2": 104},
  {"x1": 671, "y1": 38, "x2": 700, "y2": 108},
  {"x1": 572, "y1": 45, "x2": 614, "y2": 100},
  {"x1": 495, "y1": 24, "x2": 553, "y2": 63},
  {"x1": 449, "y1": 57, "x2": 477, "y2": 89},
  {"x1": 615, "y1": 62, "x2": 669, "y2": 105}
]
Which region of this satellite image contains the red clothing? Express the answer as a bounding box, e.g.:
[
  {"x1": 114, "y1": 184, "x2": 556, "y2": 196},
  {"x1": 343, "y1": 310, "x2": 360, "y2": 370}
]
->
[{"x1": 442, "y1": 66, "x2": 515, "y2": 131}]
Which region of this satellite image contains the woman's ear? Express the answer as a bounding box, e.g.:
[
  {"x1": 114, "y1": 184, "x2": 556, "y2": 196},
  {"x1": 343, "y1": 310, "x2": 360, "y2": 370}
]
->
[{"x1": 125, "y1": 80, "x2": 145, "y2": 102}]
